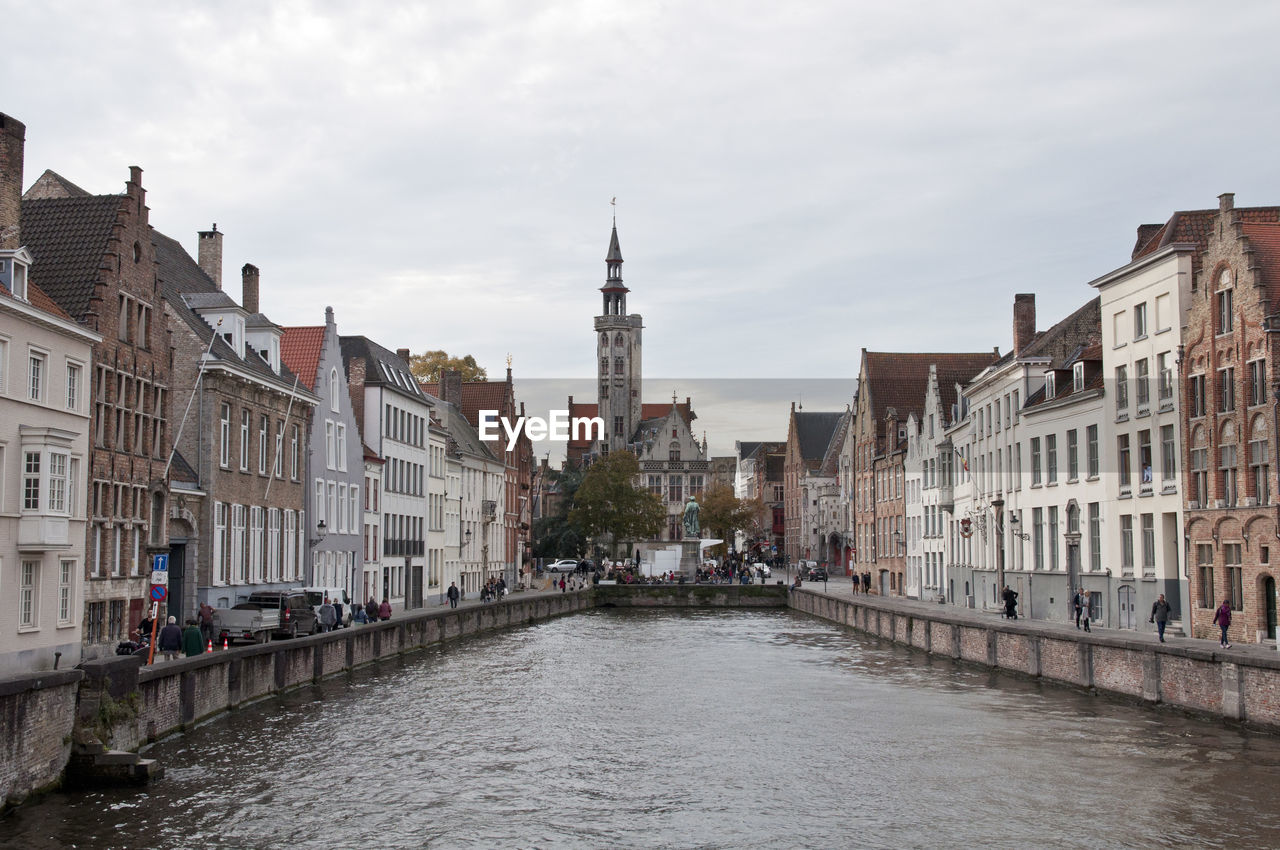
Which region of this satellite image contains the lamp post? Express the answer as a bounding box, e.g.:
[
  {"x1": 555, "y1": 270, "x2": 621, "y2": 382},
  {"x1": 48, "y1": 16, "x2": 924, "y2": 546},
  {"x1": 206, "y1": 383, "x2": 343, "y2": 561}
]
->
[
  {"x1": 464, "y1": 528, "x2": 473, "y2": 594},
  {"x1": 306, "y1": 519, "x2": 327, "y2": 586},
  {"x1": 991, "y1": 497, "x2": 1006, "y2": 605}
]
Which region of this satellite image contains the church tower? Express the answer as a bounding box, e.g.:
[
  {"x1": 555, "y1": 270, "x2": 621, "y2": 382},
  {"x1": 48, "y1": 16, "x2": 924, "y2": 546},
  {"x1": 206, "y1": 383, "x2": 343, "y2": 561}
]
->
[{"x1": 595, "y1": 219, "x2": 643, "y2": 455}]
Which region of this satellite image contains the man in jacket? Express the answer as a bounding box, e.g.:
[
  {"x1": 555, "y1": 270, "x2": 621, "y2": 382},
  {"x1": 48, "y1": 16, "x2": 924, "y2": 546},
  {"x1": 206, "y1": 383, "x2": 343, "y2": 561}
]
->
[
  {"x1": 182, "y1": 618, "x2": 206, "y2": 656},
  {"x1": 157, "y1": 616, "x2": 183, "y2": 661},
  {"x1": 1149, "y1": 594, "x2": 1172, "y2": 643},
  {"x1": 447, "y1": 582, "x2": 460, "y2": 609},
  {"x1": 318, "y1": 598, "x2": 337, "y2": 632}
]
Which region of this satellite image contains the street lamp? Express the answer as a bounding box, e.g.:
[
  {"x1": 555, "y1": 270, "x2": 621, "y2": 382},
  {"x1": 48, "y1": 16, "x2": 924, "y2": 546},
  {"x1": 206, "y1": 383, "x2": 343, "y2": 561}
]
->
[
  {"x1": 464, "y1": 528, "x2": 473, "y2": 591},
  {"x1": 306, "y1": 519, "x2": 327, "y2": 586},
  {"x1": 991, "y1": 497, "x2": 1006, "y2": 604}
]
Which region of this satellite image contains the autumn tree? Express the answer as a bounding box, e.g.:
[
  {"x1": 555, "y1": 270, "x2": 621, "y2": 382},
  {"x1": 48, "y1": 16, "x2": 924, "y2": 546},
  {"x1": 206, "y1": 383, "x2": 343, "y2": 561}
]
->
[
  {"x1": 697, "y1": 484, "x2": 761, "y2": 555},
  {"x1": 569, "y1": 451, "x2": 665, "y2": 558},
  {"x1": 409, "y1": 350, "x2": 488, "y2": 382},
  {"x1": 532, "y1": 462, "x2": 587, "y2": 559}
]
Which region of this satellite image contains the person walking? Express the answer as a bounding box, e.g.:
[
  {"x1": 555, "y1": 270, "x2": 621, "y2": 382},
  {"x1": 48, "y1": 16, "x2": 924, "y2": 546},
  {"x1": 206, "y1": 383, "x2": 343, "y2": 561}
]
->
[
  {"x1": 447, "y1": 582, "x2": 460, "y2": 609},
  {"x1": 366, "y1": 597, "x2": 379, "y2": 623},
  {"x1": 1072, "y1": 588, "x2": 1084, "y2": 629},
  {"x1": 198, "y1": 602, "x2": 215, "y2": 646},
  {"x1": 379, "y1": 598, "x2": 392, "y2": 621},
  {"x1": 1212, "y1": 599, "x2": 1232, "y2": 648},
  {"x1": 318, "y1": 597, "x2": 336, "y2": 633},
  {"x1": 157, "y1": 616, "x2": 183, "y2": 661},
  {"x1": 1002, "y1": 586, "x2": 1018, "y2": 620},
  {"x1": 1080, "y1": 590, "x2": 1092, "y2": 632},
  {"x1": 1149, "y1": 594, "x2": 1172, "y2": 643},
  {"x1": 182, "y1": 618, "x2": 205, "y2": 657}
]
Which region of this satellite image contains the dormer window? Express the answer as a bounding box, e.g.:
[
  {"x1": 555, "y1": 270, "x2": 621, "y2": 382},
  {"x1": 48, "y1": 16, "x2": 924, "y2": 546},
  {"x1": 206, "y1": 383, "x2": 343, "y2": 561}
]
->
[
  {"x1": 1045, "y1": 371, "x2": 1056, "y2": 399},
  {"x1": 1073, "y1": 362, "x2": 1084, "y2": 392},
  {"x1": 0, "y1": 249, "x2": 32, "y2": 300}
]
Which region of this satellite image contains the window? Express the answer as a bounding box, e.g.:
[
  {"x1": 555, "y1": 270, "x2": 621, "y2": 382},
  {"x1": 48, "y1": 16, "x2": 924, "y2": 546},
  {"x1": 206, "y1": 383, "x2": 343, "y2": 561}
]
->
[
  {"x1": 1072, "y1": 362, "x2": 1084, "y2": 393},
  {"x1": 1048, "y1": 505, "x2": 1059, "y2": 571},
  {"x1": 240, "y1": 410, "x2": 250, "y2": 471},
  {"x1": 231, "y1": 504, "x2": 246, "y2": 583},
  {"x1": 1120, "y1": 515, "x2": 1134, "y2": 574},
  {"x1": 19, "y1": 561, "x2": 37, "y2": 628},
  {"x1": 1046, "y1": 434, "x2": 1057, "y2": 484},
  {"x1": 1115, "y1": 365, "x2": 1128, "y2": 411},
  {"x1": 66, "y1": 362, "x2": 81, "y2": 409},
  {"x1": 1189, "y1": 375, "x2": 1206, "y2": 417},
  {"x1": 325, "y1": 421, "x2": 335, "y2": 469},
  {"x1": 1086, "y1": 425, "x2": 1098, "y2": 478},
  {"x1": 1197, "y1": 544, "x2": 1215, "y2": 608},
  {"x1": 1219, "y1": 367, "x2": 1235, "y2": 412},
  {"x1": 1221, "y1": 443, "x2": 1239, "y2": 507},
  {"x1": 1118, "y1": 434, "x2": 1131, "y2": 492},
  {"x1": 1161, "y1": 424, "x2": 1177, "y2": 485},
  {"x1": 273, "y1": 420, "x2": 284, "y2": 478},
  {"x1": 1141, "y1": 513, "x2": 1155, "y2": 577},
  {"x1": 667, "y1": 475, "x2": 683, "y2": 504},
  {"x1": 268, "y1": 508, "x2": 280, "y2": 582},
  {"x1": 219, "y1": 403, "x2": 231, "y2": 467},
  {"x1": 1190, "y1": 444, "x2": 1208, "y2": 506},
  {"x1": 23, "y1": 451, "x2": 39, "y2": 510},
  {"x1": 1135, "y1": 359, "x2": 1150, "y2": 408},
  {"x1": 59, "y1": 559, "x2": 74, "y2": 625},
  {"x1": 290, "y1": 425, "x2": 300, "y2": 480},
  {"x1": 1249, "y1": 360, "x2": 1266, "y2": 407},
  {"x1": 1133, "y1": 302, "x2": 1147, "y2": 339},
  {"x1": 329, "y1": 368, "x2": 340, "y2": 412},
  {"x1": 1156, "y1": 353, "x2": 1173, "y2": 405},
  {"x1": 249, "y1": 506, "x2": 264, "y2": 581},
  {"x1": 1155, "y1": 292, "x2": 1171, "y2": 331},
  {"x1": 1252, "y1": 437, "x2": 1270, "y2": 505},
  {"x1": 1031, "y1": 437, "x2": 1041, "y2": 485},
  {"x1": 213, "y1": 502, "x2": 228, "y2": 585},
  {"x1": 1226, "y1": 545, "x2": 1243, "y2": 611},
  {"x1": 48, "y1": 452, "x2": 67, "y2": 512},
  {"x1": 1088, "y1": 503, "x2": 1101, "y2": 571},
  {"x1": 1138, "y1": 430, "x2": 1153, "y2": 488},
  {"x1": 336, "y1": 424, "x2": 346, "y2": 472},
  {"x1": 1218, "y1": 278, "x2": 1233, "y2": 334},
  {"x1": 1033, "y1": 507, "x2": 1044, "y2": 570},
  {"x1": 1067, "y1": 430, "x2": 1079, "y2": 480},
  {"x1": 259, "y1": 415, "x2": 269, "y2": 474},
  {"x1": 28, "y1": 350, "x2": 45, "y2": 401},
  {"x1": 614, "y1": 416, "x2": 624, "y2": 436}
]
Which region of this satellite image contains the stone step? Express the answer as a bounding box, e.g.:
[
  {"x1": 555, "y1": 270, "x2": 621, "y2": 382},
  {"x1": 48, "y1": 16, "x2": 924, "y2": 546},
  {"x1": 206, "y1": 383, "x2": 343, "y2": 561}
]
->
[{"x1": 95, "y1": 750, "x2": 140, "y2": 766}]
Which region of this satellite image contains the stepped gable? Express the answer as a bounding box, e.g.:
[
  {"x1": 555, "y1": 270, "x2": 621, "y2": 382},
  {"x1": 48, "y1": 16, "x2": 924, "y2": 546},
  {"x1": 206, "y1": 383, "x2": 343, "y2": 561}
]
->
[
  {"x1": 1240, "y1": 223, "x2": 1280, "y2": 304},
  {"x1": 279, "y1": 326, "x2": 326, "y2": 391},
  {"x1": 19, "y1": 193, "x2": 122, "y2": 318},
  {"x1": 1131, "y1": 203, "x2": 1280, "y2": 266}
]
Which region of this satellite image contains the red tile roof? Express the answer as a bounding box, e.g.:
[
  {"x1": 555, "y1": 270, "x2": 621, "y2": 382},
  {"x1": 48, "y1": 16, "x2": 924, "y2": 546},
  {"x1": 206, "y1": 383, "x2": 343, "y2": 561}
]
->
[
  {"x1": 1242, "y1": 223, "x2": 1280, "y2": 302},
  {"x1": 565, "y1": 401, "x2": 695, "y2": 450},
  {"x1": 863, "y1": 351, "x2": 999, "y2": 428},
  {"x1": 1133, "y1": 206, "x2": 1280, "y2": 262},
  {"x1": 0, "y1": 280, "x2": 74, "y2": 322},
  {"x1": 420, "y1": 380, "x2": 512, "y2": 427},
  {"x1": 279, "y1": 326, "x2": 326, "y2": 391}
]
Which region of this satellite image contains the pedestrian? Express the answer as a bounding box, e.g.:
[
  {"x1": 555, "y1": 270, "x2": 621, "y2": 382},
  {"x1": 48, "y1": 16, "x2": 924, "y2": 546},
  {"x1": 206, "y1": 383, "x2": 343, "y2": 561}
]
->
[
  {"x1": 559, "y1": 576, "x2": 566, "y2": 593},
  {"x1": 157, "y1": 616, "x2": 183, "y2": 661},
  {"x1": 863, "y1": 572, "x2": 871, "y2": 594},
  {"x1": 353, "y1": 605, "x2": 369, "y2": 625},
  {"x1": 379, "y1": 597, "x2": 392, "y2": 621},
  {"x1": 332, "y1": 598, "x2": 345, "y2": 629},
  {"x1": 318, "y1": 597, "x2": 336, "y2": 632},
  {"x1": 198, "y1": 601, "x2": 215, "y2": 645},
  {"x1": 1002, "y1": 586, "x2": 1018, "y2": 620},
  {"x1": 1080, "y1": 590, "x2": 1091, "y2": 632},
  {"x1": 1212, "y1": 599, "x2": 1232, "y2": 648},
  {"x1": 1149, "y1": 593, "x2": 1172, "y2": 643},
  {"x1": 1072, "y1": 588, "x2": 1084, "y2": 629},
  {"x1": 136, "y1": 611, "x2": 155, "y2": 642},
  {"x1": 447, "y1": 581, "x2": 460, "y2": 609},
  {"x1": 366, "y1": 597, "x2": 379, "y2": 623},
  {"x1": 182, "y1": 618, "x2": 205, "y2": 657}
]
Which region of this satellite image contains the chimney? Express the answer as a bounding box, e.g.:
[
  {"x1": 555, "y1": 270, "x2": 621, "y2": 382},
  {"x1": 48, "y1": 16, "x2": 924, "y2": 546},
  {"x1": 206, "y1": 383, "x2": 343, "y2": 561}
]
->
[
  {"x1": 198, "y1": 224, "x2": 223, "y2": 289},
  {"x1": 1013, "y1": 293, "x2": 1036, "y2": 356},
  {"x1": 396, "y1": 347, "x2": 411, "y2": 363},
  {"x1": 241, "y1": 263, "x2": 260, "y2": 313},
  {"x1": 1219, "y1": 192, "x2": 1235, "y2": 213},
  {"x1": 0, "y1": 113, "x2": 25, "y2": 251},
  {"x1": 441, "y1": 368, "x2": 463, "y2": 408}
]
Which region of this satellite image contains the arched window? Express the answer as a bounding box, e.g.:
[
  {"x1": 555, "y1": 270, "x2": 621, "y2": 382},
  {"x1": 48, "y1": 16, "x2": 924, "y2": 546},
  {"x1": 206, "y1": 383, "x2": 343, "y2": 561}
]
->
[
  {"x1": 669, "y1": 442, "x2": 681, "y2": 462},
  {"x1": 1217, "y1": 267, "x2": 1234, "y2": 335},
  {"x1": 329, "y1": 368, "x2": 340, "y2": 412},
  {"x1": 615, "y1": 333, "x2": 623, "y2": 347}
]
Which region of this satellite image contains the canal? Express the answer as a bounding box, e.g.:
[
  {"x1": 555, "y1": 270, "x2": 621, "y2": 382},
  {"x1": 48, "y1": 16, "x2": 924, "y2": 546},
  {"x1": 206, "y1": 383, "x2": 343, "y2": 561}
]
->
[{"x1": 4, "y1": 609, "x2": 1280, "y2": 849}]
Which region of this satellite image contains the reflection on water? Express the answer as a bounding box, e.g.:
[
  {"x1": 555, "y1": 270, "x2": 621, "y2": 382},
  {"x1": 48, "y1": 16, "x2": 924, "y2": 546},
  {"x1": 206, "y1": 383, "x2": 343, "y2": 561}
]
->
[{"x1": 4, "y1": 609, "x2": 1279, "y2": 849}]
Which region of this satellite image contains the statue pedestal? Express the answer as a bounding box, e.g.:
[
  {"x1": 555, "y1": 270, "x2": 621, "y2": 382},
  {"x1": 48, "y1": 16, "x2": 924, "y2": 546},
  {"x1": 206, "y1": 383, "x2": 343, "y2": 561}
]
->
[{"x1": 679, "y1": 540, "x2": 701, "y2": 577}]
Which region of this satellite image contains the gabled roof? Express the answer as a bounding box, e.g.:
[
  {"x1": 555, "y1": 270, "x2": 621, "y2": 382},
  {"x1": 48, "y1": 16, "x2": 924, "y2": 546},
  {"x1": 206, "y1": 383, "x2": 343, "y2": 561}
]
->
[
  {"x1": 1019, "y1": 297, "x2": 1101, "y2": 370},
  {"x1": 23, "y1": 169, "x2": 92, "y2": 200},
  {"x1": 1241, "y1": 223, "x2": 1280, "y2": 304},
  {"x1": 818, "y1": 410, "x2": 851, "y2": 476},
  {"x1": 863, "y1": 351, "x2": 999, "y2": 429},
  {"x1": 153, "y1": 231, "x2": 304, "y2": 391},
  {"x1": 430, "y1": 395, "x2": 499, "y2": 463},
  {"x1": 279, "y1": 326, "x2": 326, "y2": 391},
  {"x1": 0, "y1": 279, "x2": 75, "y2": 322},
  {"x1": 419, "y1": 379, "x2": 510, "y2": 427},
  {"x1": 1132, "y1": 205, "x2": 1280, "y2": 262},
  {"x1": 564, "y1": 400, "x2": 695, "y2": 452},
  {"x1": 19, "y1": 193, "x2": 122, "y2": 319},
  {"x1": 168, "y1": 449, "x2": 199, "y2": 486},
  {"x1": 793, "y1": 411, "x2": 845, "y2": 463},
  {"x1": 339, "y1": 335, "x2": 426, "y2": 400}
]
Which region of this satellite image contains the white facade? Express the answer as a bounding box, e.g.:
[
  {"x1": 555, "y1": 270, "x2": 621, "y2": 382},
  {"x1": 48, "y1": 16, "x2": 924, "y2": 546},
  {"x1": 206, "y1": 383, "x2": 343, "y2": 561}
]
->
[
  {"x1": 426, "y1": 421, "x2": 448, "y2": 604},
  {"x1": 0, "y1": 248, "x2": 100, "y2": 674},
  {"x1": 905, "y1": 369, "x2": 952, "y2": 601},
  {"x1": 1092, "y1": 244, "x2": 1195, "y2": 628},
  {"x1": 361, "y1": 452, "x2": 382, "y2": 607}
]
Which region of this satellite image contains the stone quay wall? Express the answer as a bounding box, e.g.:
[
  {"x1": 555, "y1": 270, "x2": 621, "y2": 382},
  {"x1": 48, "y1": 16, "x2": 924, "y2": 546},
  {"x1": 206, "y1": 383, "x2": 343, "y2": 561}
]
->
[
  {"x1": 0, "y1": 669, "x2": 82, "y2": 811},
  {"x1": 593, "y1": 583, "x2": 789, "y2": 608},
  {"x1": 789, "y1": 589, "x2": 1280, "y2": 730}
]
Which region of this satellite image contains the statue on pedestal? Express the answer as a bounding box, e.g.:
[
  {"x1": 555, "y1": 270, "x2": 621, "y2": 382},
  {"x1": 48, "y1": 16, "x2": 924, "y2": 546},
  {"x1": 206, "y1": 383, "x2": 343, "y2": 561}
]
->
[{"x1": 682, "y1": 497, "x2": 700, "y2": 538}]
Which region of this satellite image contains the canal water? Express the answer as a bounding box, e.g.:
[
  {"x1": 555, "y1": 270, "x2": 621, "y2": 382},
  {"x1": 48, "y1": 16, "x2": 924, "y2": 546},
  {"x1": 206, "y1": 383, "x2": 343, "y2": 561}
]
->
[{"x1": 4, "y1": 609, "x2": 1280, "y2": 849}]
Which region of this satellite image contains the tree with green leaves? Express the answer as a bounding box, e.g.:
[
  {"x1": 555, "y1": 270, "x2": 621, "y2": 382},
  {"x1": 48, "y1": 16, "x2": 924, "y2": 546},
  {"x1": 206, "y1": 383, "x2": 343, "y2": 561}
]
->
[
  {"x1": 409, "y1": 350, "x2": 488, "y2": 382},
  {"x1": 532, "y1": 462, "x2": 586, "y2": 559},
  {"x1": 569, "y1": 451, "x2": 665, "y2": 558},
  {"x1": 697, "y1": 484, "x2": 762, "y2": 556}
]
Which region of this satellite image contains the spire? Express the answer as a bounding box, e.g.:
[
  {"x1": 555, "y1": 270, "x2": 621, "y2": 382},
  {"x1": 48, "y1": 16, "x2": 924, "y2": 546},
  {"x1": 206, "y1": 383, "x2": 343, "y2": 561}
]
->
[
  {"x1": 607, "y1": 221, "x2": 622, "y2": 263},
  {"x1": 601, "y1": 206, "x2": 628, "y2": 314}
]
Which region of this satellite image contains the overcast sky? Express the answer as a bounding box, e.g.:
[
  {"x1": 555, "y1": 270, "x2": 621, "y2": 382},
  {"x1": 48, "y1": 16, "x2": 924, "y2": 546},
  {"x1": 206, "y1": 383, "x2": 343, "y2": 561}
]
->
[{"x1": 8, "y1": 2, "x2": 1280, "y2": 393}]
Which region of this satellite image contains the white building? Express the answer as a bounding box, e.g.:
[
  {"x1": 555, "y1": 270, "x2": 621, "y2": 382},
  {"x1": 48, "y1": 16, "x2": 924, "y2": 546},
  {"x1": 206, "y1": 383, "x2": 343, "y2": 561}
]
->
[
  {"x1": 0, "y1": 246, "x2": 100, "y2": 674},
  {"x1": 360, "y1": 445, "x2": 383, "y2": 607},
  {"x1": 1090, "y1": 242, "x2": 1195, "y2": 630}
]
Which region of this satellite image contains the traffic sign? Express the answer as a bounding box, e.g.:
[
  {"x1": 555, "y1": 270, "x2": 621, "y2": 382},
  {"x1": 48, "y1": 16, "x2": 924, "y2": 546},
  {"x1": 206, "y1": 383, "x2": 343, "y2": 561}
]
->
[
  {"x1": 151, "y1": 570, "x2": 168, "y2": 586},
  {"x1": 150, "y1": 584, "x2": 168, "y2": 602},
  {"x1": 152, "y1": 553, "x2": 169, "y2": 572}
]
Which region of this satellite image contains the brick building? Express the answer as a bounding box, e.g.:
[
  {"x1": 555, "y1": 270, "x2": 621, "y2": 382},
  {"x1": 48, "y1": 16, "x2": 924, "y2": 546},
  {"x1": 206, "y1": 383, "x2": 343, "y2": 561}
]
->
[
  {"x1": 21, "y1": 163, "x2": 173, "y2": 657},
  {"x1": 783, "y1": 406, "x2": 844, "y2": 565},
  {"x1": 158, "y1": 234, "x2": 316, "y2": 613},
  {"x1": 1172, "y1": 194, "x2": 1280, "y2": 643}
]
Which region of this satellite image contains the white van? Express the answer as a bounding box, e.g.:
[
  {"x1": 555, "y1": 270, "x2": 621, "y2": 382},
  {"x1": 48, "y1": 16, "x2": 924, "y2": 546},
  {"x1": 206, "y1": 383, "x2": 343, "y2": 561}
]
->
[{"x1": 303, "y1": 587, "x2": 353, "y2": 627}]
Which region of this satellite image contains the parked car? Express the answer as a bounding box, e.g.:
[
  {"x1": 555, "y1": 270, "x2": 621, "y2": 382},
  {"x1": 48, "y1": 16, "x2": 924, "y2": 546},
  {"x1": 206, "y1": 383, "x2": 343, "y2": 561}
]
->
[
  {"x1": 547, "y1": 559, "x2": 578, "y2": 572},
  {"x1": 303, "y1": 586, "x2": 353, "y2": 627},
  {"x1": 213, "y1": 604, "x2": 280, "y2": 645},
  {"x1": 750, "y1": 562, "x2": 772, "y2": 578},
  {"x1": 807, "y1": 567, "x2": 829, "y2": 581},
  {"x1": 243, "y1": 590, "x2": 320, "y2": 638}
]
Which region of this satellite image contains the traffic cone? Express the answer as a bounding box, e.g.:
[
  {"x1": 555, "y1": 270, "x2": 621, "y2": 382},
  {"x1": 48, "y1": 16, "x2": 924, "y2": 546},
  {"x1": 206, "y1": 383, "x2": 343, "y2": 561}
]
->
[
  {"x1": 206, "y1": 639, "x2": 213, "y2": 654},
  {"x1": 222, "y1": 637, "x2": 228, "y2": 650}
]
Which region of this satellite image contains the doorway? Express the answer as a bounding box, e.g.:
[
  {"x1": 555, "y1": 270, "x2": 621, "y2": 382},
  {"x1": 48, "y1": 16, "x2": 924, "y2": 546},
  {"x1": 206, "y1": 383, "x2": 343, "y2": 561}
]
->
[
  {"x1": 1265, "y1": 576, "x2": 1277, "y2": 640},
  {"x1": 1118, "y1": 585, "x2": 1136, "y2": 630},
  {"x1": 169, "y1": 544, "x2": 186, "y2": 622}
]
